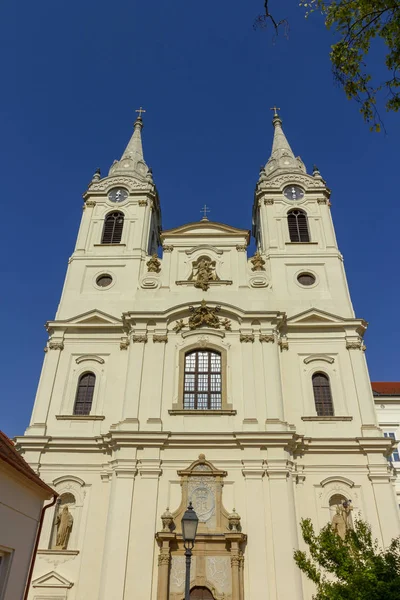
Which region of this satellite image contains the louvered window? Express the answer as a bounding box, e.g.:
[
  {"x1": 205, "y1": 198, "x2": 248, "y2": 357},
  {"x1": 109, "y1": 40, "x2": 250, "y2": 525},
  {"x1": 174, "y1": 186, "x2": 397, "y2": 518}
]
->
[
  {"x1": 73, "y1": 372, "x2": 96, "y2": 415},
  {"x1": 312, "y1": 372, "x2": 334, "y2": 416},
  {"x1": 288, "y1": 209, "x2": 310, "y2": 242},
  {"x1": 101, "y1": 212, "x2": 124, "y2": 244},
  {"x1": 183, "y1": 350, "x2": 222, "y2": 410}
]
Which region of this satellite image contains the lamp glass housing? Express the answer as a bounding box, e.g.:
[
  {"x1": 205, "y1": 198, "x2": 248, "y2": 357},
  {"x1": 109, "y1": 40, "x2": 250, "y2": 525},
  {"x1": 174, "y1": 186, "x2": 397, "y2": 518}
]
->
[{"x1": 181, "y1": 502, "x2": 199, "y2": 543}]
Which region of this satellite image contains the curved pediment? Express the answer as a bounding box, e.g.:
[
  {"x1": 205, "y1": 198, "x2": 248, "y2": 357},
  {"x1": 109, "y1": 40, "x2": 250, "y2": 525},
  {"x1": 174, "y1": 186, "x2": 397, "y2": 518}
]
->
[{"x1": 161, "y1": 220, "x2": 250, "y2": 242}]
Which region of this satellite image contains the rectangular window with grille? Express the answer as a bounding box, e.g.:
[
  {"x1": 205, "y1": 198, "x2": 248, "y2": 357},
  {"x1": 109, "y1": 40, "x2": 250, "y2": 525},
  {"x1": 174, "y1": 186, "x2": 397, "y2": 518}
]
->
[{"x1": 183, "y1": 350, "x2": 222, "y2": 410}]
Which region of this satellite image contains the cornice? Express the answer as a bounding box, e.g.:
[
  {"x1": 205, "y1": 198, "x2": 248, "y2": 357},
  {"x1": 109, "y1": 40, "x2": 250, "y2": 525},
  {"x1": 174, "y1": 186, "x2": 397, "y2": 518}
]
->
[{"x1": 16, "y1": 432, "x2": 394, "y2": 457}]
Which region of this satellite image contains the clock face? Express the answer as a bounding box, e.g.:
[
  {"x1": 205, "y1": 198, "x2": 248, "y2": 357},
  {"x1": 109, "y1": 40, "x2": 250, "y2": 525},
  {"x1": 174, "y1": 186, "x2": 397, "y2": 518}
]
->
[
  {"x1": 283, "y1": 185, "x2": 304, "y2": 201},
  {"x1": 108, "y1": 188, "x2": 128, "y2": 203}
]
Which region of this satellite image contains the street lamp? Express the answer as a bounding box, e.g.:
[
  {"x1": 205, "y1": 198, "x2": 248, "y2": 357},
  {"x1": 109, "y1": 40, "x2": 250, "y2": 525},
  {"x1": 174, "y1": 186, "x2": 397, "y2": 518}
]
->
[{"x1": 181, "y1": 501, "x2": 199, "y2": 600}]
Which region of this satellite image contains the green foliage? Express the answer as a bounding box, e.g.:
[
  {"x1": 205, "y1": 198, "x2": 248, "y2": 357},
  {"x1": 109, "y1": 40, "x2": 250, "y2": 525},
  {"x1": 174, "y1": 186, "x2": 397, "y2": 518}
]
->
[
  {"x1": 299, "y1": 1, "x2": 400, "y2": 130},
  {"x1": 294, "y1": 517, "x2": 400, "y2": 599}
]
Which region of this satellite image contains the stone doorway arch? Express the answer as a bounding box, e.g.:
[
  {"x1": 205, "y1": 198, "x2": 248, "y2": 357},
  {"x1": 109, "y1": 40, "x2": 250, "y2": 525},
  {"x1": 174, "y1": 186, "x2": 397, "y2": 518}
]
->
[{"x1": 190, "y1": 586, "x2": 215, "y2": 599}]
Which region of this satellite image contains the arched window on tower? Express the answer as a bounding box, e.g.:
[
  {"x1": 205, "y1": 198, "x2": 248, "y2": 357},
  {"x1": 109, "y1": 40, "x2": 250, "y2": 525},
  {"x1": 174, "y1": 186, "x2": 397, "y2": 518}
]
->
[
  {"x1": 101, "y1": 211, "x2": 124, "y2": 244},
  {"x1": 287, "y1": 209, "x2": 310, "y2": 242},
  {"x1": 73, "y1": 372, "x2": 96, "y2": 415},
  {"x1": 312, "y1": 372, "x2": 334, "y2": 416},
  {"x1": 183, "y1": 350, "x2": 222, "y2": 410}
]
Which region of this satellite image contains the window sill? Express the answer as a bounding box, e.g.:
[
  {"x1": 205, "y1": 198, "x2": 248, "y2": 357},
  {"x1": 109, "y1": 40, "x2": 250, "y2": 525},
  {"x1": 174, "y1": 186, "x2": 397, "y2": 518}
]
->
[
  {"x1": 285, "y1": 242, "x2": 318, "y2": 245},
  {"x1": 93, "y1": 243, "x2": 126, "y2": 247},
  {"x1": 55, "y1": 415, "x2": 105, "y2": 421},
  {"x1": 301, "y1": 416, "x2": 352, "y2": 422},
  {"x1": 169, "y1": 409, "x2": 237, "y2": 416}
]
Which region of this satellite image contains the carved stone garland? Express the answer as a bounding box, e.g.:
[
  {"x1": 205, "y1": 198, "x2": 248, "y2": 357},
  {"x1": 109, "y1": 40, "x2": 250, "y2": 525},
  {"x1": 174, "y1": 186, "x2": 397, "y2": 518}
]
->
[{"x1": 155, "y1": 455, "x2": 247, "y2": 600}]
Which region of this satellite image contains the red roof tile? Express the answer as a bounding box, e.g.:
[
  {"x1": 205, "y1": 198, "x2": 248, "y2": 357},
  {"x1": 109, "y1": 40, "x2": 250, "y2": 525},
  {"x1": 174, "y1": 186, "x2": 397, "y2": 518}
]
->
[
  {"x1": 0, "y1": 431, "x2": 54, "y2": 496},
  {"x1": 371, "y1": 382, "x2": 400, "y2": 396}
]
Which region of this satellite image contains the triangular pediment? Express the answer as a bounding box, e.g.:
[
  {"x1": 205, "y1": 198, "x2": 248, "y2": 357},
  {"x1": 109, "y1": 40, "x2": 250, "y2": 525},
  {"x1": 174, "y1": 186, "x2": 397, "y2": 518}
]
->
[
  {"x1": 285, "y1": 309, "x2": 367, "y2": 336},
  {"x1": 66, "y1": 309, "x2": 122, "y2": 325},
  {"x1": 162, "y1": 220, "x2": 250, "y2": 240},
  {"x1": 47, "y1": 310, "x2": 123, "y2": 330},
  {"x1": 287, "y1": 309, "x2": 354, "y2": 326},
  {"x1": 32, "y1": 570, "x2": 73, "y2": 588}
]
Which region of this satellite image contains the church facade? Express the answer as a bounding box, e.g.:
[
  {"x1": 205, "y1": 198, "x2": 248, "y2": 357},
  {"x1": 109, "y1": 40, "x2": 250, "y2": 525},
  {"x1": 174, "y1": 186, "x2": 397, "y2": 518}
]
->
[{"x1": 16, "y1": 111, "x2": 400, "y2": 600}]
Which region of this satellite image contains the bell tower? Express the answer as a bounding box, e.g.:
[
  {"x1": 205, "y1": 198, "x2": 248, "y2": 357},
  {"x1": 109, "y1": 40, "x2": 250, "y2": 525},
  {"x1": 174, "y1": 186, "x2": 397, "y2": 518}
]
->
[
  {"x1": 56, "y1": 111, "x2": 162, "y2": 320},
  {"x1": 253, "y1": 109, "x2": 354, "y2": 317}
]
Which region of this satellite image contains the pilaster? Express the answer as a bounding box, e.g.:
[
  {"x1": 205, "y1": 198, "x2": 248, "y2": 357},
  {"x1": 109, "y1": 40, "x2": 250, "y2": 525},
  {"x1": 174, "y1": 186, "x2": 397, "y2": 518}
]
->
[
  {"x1": 124, "y1": 458, "x2": 162, "y2": 599},
  {"x1": 241, "y1": 462, "x2": 270, "y2": 600},
  {"x1": 98, "y1": 460, "x2": 137, "y2": 600},
  {"x1": 27, "y1": 337, "x2": 64, "y2": 435}
]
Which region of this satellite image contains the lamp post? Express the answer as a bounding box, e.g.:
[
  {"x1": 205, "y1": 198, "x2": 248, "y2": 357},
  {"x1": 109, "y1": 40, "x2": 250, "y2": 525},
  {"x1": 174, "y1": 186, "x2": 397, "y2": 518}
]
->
[{"x1": 181, "y1": 501, "x2": 199, "y2": 600}]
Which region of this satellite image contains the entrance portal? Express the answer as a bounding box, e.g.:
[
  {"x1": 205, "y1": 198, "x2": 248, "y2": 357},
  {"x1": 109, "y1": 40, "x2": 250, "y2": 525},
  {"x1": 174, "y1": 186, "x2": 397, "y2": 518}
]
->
[{"x1": 190, "y1": 587, "x2": 215, "y2": 600}]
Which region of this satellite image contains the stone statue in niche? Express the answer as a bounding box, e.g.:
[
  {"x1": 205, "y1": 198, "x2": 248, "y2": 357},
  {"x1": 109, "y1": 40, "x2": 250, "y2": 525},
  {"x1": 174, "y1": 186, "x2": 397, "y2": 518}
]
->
[
  {"x1": 190, "y1": 256, "x2": 219, "y2": 291},
  {"x1": 54, "y1": 506, "x2": 73, "y2": 550},
  {"x1": 331, "y1": 500, "x2": 353, "y2": 540},
  {"x1": 146, "y1": 254, "x2": 161, "y2": 273}
]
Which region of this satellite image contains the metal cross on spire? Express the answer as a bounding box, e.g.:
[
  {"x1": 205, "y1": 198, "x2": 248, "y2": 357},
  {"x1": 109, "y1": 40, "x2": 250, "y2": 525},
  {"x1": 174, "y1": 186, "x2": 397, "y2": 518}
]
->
[
  {"x1": 270, "y1": 106, "x2": 281, "y2": 117},
  {"x1": 135, "y1": 106, "x2": 146, "y2": 119},
  {"x1": 200, "y1": 204, "x2": 210, "y2": 221}
]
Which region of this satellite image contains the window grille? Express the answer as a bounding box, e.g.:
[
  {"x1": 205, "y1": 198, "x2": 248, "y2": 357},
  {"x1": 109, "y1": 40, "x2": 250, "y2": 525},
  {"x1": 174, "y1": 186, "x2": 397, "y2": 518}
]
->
[
  {"x1": 288, "y1": 209, "x2": 310, "y2": 242},
  {"x1": 183, "y1": 350, "x2": 222, "y2": 410},
  {"x1": 101, "y1": 212, "x2": 124, "y2": 244},
  {"x1": 312, "y1": 372, "x2": 334, "y2": 416},
  {"x1": 73, "y1": 372, "x2": 96, "y2": 415}
]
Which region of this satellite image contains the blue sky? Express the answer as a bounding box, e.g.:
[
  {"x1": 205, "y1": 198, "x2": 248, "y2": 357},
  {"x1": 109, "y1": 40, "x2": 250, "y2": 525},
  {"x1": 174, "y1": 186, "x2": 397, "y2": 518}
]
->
[{"x1": 1, "y1": 0, "x2": 399, "y2": 437}]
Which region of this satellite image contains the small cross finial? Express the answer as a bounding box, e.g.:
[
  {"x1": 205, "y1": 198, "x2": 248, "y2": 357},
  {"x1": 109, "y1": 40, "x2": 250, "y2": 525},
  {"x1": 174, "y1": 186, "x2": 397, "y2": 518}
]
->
[
  {"x1": 135, "y1": 106, "x2": 146, "y2": 119},
  {"x1": 200, "y1": 204, "x2": 210, "y2": 221},
  {"x1": 270, "y1": 106, "x2": 281, "y2": 118}
]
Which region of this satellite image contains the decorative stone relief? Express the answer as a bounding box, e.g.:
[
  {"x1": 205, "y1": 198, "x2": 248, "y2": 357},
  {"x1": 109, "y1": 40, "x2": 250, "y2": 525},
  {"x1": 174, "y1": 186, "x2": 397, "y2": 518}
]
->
[
  {"x1": 153, "y1": 335, "x2": 168, "y2": 343},
  {"x1": 206, "y1": 556, "x2": 231, "y2": 594},
  {"x1": 146, "y1": 254, "x2": 161, "y2": 273},
  {"x1": 240, "y1": 334, "x2": 254, "y2": 343},
  {"x1": 120, "y1": 337, "x2": 130, "y2": 350},
  {"x1": 236, "y1": 245, "x2": 247, "y2": 252},
  {"x1": 259, "y1": 334, "x2": 275, "y2": 343},
  {"x1": 189, "y1": 476, "x2": 216, "y2": 526},
  {"x1": 138, "y1": 199, "x2": 148, "y2": 206},
  {"x1": 278, "y1": 336, "x2": 289, "y2": 351},
  {"x1": 264, "y1": 198, "x2": 274, "y2": 205},
  {"x1": 132, "y1": 335, "x2": 148, "y2": 343},
  {"x1": 188, "y1": 256, "x2": 219, "y2": 291},
  {"x1": 264, "y1": 173, "x2": 323, "y2": 190},
  {"x1": 84, "y1": 200, "x2": 96, "y2": 208},
  {"x1": 172, "y1": 301, "x2": 231, "y2": 332},
  {"x1": 162, "y1": 245, "x2": 174, "y2": 252},
  {"x1": 89, "y1": 176, "x2": 148, "y2": 192},
  {"x1": 346, "y1": 338, "x2": 366, "y2": 351},
  {"x1": 48, "y1": 341, "x2": 64, "y2": 351},
  {"x1": 250, "y1": 252, "x2": 266, "y2": 271},
  {"x1": 170, "y1": 556, "x2": 197, "y2": 592}
]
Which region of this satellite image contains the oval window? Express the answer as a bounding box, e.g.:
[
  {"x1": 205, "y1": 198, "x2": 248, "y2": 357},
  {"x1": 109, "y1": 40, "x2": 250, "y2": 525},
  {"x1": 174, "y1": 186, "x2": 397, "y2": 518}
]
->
[
  {"x1": 96, "y1": 274, "x2": 113, "y2": 288},
  {"x1": 297, "y1": 272, "x2": 316, "y2": 286}
]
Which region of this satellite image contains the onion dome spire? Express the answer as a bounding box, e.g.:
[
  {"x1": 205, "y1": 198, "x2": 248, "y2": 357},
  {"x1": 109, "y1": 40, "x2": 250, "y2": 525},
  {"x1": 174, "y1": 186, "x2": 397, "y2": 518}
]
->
[
  {"x1": 108, "y1": 107, "x2": 149, "y2": 179},
  {"x1": 264, "y1": 108, "x2": 306, "y2": 178}
]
